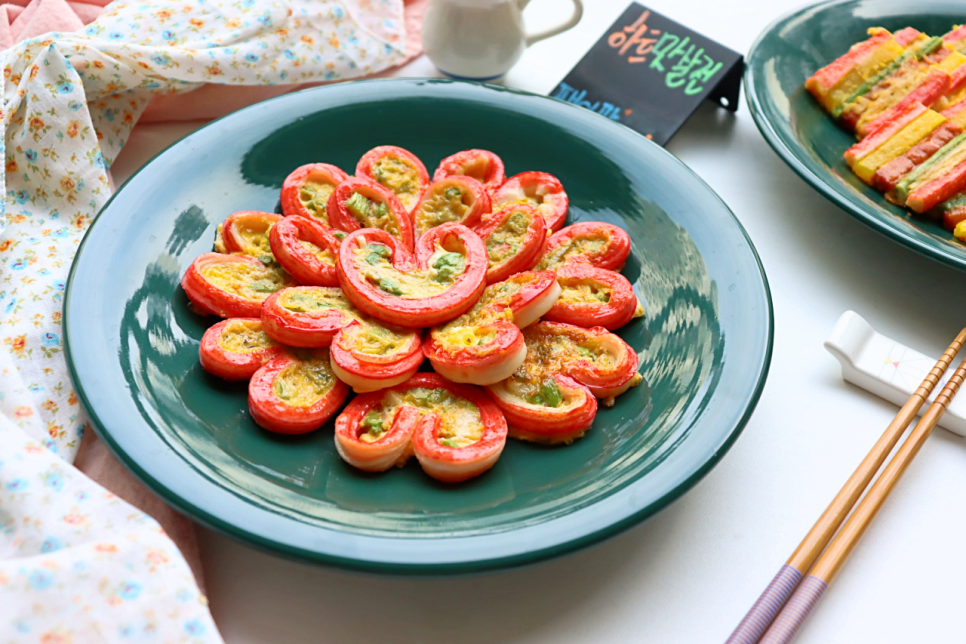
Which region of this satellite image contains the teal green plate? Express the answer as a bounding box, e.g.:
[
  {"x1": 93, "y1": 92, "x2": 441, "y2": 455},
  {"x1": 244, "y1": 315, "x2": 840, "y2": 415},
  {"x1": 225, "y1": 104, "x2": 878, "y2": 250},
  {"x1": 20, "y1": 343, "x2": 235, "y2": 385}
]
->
[
  {"x1": 65, "y1": 79, "x2": 772, "y2": 574},
  {"x1": 746, "y1": 0, "x2": 966, "y2": 271}
]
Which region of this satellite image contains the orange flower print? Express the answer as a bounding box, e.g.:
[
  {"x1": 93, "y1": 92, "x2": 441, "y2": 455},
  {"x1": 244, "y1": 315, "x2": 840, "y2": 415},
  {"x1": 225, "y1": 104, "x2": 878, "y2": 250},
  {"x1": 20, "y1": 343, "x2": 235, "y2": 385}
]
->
[
  {"x1": 47, "y1": 422, "x2": 61, "y2": 437},
  {"x1": 67, "y1": 389, "x2": 77, "y2": 405},
  {"x1": 93, "y1": 60, "x2": 104, "y2": 69},
  {"x1": 137, "y1": 61, "x2": 151, "y2": 70},
  {"x1": 72, "y1": 213, "x2": 88, "y2": 229},
  {"x1": 29, "y1": 117, "x2": 44, "y2": 131},
  {"x1": 28, "y1": 65, "x2": 38, "y2": 80},
  {"x1": 10, "y1": 73, "x2": 20, "y2": 85},
  {"x1": 207, "y1": 64, "x2": 223, "y2": 76},
  {"x1": 14, "y1": 405, "x2": 33, "y2": 418},
  {"x1": 24, "y1": 443, "x2": 42, "y2": 454},
  {"x1": 9, "y1": 214, "x2": 26, "y2": 224},
  {"x1": 189, "y1": 18, "x2": 204, "y2": 27},
  {"x1": 94, "y1": 543, "x2": 118, "y2": 553},
  {"x1": 42, "y1": 399, "x2": 58, "y2": 412},
  {"x1": 66, "y1": 121, "x2": 79, "y2": 138},
  {"x1": 60, "y1": 176, "x2": 76, "y2": 192},
  {"x1": 225, "y1": 18, "x2": 241, "y2": 28},
  {"x1": 40, "y1": 630, "x2": 72, "y2": 644},
  {"x1": 63, "y1": 513, "x2": 87, "y2": 525},
  {"x1": 123, "y1": 112, "x2": 133, "y2": 124},
  {"x1": 95, "y1": 129, "x2": 103, "y2": 140},
  {"x1": 8, "y1": 335, "x2": 26, "y2": 355},
  {"x1": 156, "y1": 9, "x2": 172, "y2": 19},
  {"x1": 0, "y1": 240, "x2": 12, "y2": 252},
  {"x1": 275, "y1": 28, "x2": 288, "y2": 37},
  {"x1": 329, "y1": 37, "x2": 340, "y2": 48},
  {"x1": 146, "y1": 550, "x2": 169, "y2": 565},
  {"x1": 6, "y1": 159, "x2": 17, "y2": 172},
  {"x1": 301, "y1": 35, "x2": 314, "y2": 45}
]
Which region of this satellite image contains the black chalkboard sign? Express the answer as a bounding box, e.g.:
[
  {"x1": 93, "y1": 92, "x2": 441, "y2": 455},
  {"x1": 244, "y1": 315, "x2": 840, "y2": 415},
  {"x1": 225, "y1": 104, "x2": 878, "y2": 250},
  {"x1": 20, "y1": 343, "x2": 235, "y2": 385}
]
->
[{"x1": 550, "y1": 2, "x2": 744, "y2": 146}]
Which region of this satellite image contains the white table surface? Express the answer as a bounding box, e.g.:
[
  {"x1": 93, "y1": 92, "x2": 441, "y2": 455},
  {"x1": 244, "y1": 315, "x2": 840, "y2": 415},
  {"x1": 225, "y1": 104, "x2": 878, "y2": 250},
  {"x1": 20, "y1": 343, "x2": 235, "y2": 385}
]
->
[{"x1": 111, "y1": 1, "x2": 966, "y2": 641}]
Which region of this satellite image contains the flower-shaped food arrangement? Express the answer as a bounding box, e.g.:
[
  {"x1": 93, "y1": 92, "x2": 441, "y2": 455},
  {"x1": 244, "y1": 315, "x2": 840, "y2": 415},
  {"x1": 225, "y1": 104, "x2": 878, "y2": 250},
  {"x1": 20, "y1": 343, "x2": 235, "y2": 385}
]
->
[
  {"x1": 327, "y1": 177, "x2": 415, "y2": 249},
  {"x1": 537, "y1": 222, "x2": 644, "y2": 331},
  {"x1": 412, "y1": 175, "x2": 491, "y2": 236},
  {"x1": 424, "y1": 271, "x2": 561, "y2": 385},
  {"x1": 180, "y1": 144, "x2": 646, "y2": 484},
  {"x1": 476, "y1": 204, "x2": 548, "y2": 284},
  {"x1": 269, "y1": 216, "x2": 341, "y2": 287},
  {"x1": 249, "y1": 348, "x2": 350, "y2": 434},
  {"x1": 433, "y1": 149, "x2": 506, "y2": 196},
  {"x1": 335, "y1": 373, "x2": 507, "y2": 482},
  {"x1": 260, "y1": 286, "x2": 423, "y2": 393},
  {"x1": 280, "y1": 163, "x2": 350, "y2": 226},
  {"x1": 199, "y1": 318, "x2": 283, "y2": 381},
  {"x1": 182, "y1": 252, "x2": 295, "y2": 318},
  {"x1": 337, "y1": 222, "x2": 488, "y2": 327},
  {"x1": 214, "y1": 210, "x2": 283, "y2": 257},
  {"x1": 355, "y1": 145, "x2": 430, "y2": 214},
  {"x1": 487, "y1": 322, "x2": 641, "y2": 444},
  {"x1": 492, "y1": 171, "x2": 569, "y2": 233}
]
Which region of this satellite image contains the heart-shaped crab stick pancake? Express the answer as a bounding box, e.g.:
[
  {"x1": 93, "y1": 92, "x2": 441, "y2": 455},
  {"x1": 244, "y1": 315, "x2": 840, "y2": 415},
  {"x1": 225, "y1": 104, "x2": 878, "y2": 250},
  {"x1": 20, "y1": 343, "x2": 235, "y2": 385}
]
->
[
  {"x1": 355, "y1": 145, "x2": 430, "y2": 213},
  {"x1": 412, "y1": 175, "x2": 491, "y2": 236},
  {"x1": 335, "y1": 373, "x2": 508, "y2": 482},
  {"x1": 217, "y1": 211, "x2": 283, "y2": 258},
  {"x1": 248, "y1": 348, "x2": 349, "y2": 434},
  {"x1": 199, "y1": 318, "x2": 283, "y2": 381},
  {"x1": 425, "y1": 271, "x2": 561, "y2": 385},
  {"x1": 536, "y1": 221, "x2": 632, "y2": 271},
  {"x1": 477, "y1": 204, "x2": 547, "y2": 284},
  {"x1": 182, "y1": 253, "x2": 295, "y2": 318},
  {"x1": 492, "y1": 171, "x2": 569, "y2": 233},
  {"x1": 280, "y1": 163, "x2": 350, "y2": 226},
  {"x1": 433, "y1": 149, "x2": 506, "y2": 196},
  {"x1": 336, "y1": 223, "x2": 487, "y2": 327},
  {"x1": 327, "y1": 177, "x2": 415, "y2": 249},
  {"x1": 261, "y1": 286, "x2": 423, "y2": 392},
  {"x1": 543, "y1": 262, "x2": 643, "y2": 330},
  {"x1": 269, "y1": 216, "x2": 341, "y2": 287},
  {"x1": 329, "y1": 320, "x2": 424, "y2": 393},
  {"x1": 486, "y1": 322, "x2": 641, "y2": 444}
]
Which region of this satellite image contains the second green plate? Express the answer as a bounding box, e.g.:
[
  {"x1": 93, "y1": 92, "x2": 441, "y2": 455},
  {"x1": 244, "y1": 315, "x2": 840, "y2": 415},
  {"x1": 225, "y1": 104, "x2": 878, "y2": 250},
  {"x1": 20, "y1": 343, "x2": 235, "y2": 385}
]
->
[{"x1": 746, "y1": 0, "x2": 966, "y2": 271}]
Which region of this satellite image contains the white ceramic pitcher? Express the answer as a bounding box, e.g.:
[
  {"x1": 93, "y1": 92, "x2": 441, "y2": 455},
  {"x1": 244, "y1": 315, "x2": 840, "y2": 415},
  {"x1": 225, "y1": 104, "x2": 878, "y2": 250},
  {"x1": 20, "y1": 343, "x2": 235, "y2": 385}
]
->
[{"x1": 422, "y1": 0, "x2": 583, "y2": 81}]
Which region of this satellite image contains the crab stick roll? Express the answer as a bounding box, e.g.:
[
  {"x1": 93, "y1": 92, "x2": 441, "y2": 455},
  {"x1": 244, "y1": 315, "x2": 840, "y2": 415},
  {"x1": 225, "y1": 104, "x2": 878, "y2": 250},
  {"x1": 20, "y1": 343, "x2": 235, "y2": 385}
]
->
[
  {"x1": 269, "y1": 216, "x2": 341, "y2": 287},
  {"x1": 433, "y1": 149, "x2": 506, "y2": 195},
  {"x1": 937, "y1": 191, "x2": 966, "y2": 230},
  {"x1": 248, "y1": 348, "x2": 350, "y2": 434},
  {"x1": 280, "y1": 163, "x2": 350, "y2": 226},
  {"x1": 873, "y1": 120, "x2": 964, "y2": 192},
  {"x1": 425, "y1": 271, "x2": 561, "y2": 385},
  {"x1": 492, "y1": 171, "x2": 569, "y2": 232},
  {"x1": 893, "y1": 131, "x2": 966, "y2": 209},
  {"x1": 355, "y1": 145, "x2": 430, "y2": 214},
  {"x1": 182, "y1": 253, "x2": 295, "y2": 318},
  {"x1": 543, "y1": 263, "x2": 643, "y2": 330},
  {"x1": 477, "y1": 204, "x2": 547, "y2": 284},
  {"x1": 537, "y1": 221, "x2": 632, "y2": 272},
  {"x1": 845, "y1": 103, "x2": 946, "y2": 184},
  {"x1": 336, "y1": 224, "x2": 487, "y2": 327},
  {"x1": 327, "y1": 177, "x2": 415, "y2": 250},
  {"x1": 217, "y1": 211, "x2": 283, "y2": 259},
  {"x1": 488, "y1": 373, "x2": 597, "y2": 445},
  {"x1": 199, "y1": 318, "x2": 283, "y2": 381},
  {"x1": 260, "y1": 286, "x2": 352, "y2": 347},
  {"x1": 335, "y1": 403, "x2": 419, "y2": 472},
  {"x1": 329, "y1": 320, "x2": 424, "y2": 393},
  {"x1": 412, "y1": 175, "x2": 491, "y2": 236}
]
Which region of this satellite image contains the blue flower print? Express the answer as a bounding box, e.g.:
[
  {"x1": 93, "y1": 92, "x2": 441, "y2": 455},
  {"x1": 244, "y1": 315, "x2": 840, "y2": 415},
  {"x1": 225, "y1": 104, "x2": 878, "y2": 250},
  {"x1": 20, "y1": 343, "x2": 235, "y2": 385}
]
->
[
  {"x1": 68, "y1": 100, "x2": 82, "y2": 111},
  {"x1": 4, "y1": 298, "x2": 17, "y2": 313},
  {"x1": 45, "y1": 472, "x2": 64, "y2": 492},
  {"x1": 56, "y1": 80, "x2": 72, "y2": 94},
  {"x1": 283, "y1": 49, "x2": 296, "y2": 60},
  {"x1": 119, "y1": 625, "x2": 134, "y2": 638},
  {"x1": 14, "y1": 190, "x2": 29, "y2": 204},
  {"x1": 40, "y1": 537, "x2": 64, "y2": 553},
  {"x1": 162, "y1": 30, "x2": 176, "y2": 41},
  {"x1": 29, "y1": 570, "x2": 54, "y2": 591},
  {"x1": 11, "y1": 259, "x2": 27, "y2": 271},
  {"x1": 24, "y1": 149, "x2": 37, "y2": 162},
  {"x1": 176, "y1": 589, "x2": 192, "y2": 602},
  {"x1": 118, "y1": 581, "x2": 142, "y2": 601},
  {"x1": 6, "y1": 478, "x2": 28, "y2": 491},
  {"x1": 333, "y1": 6, "x2": 344, "y2": 18},
  {"x1": 241, "y1": 0, "x2": 255, "y2": 7},
  {"x1": 108, "y1": 31, "x2": 125, "y2": 40},
  {"x1": 37, "y1": 268, "x2": 49, "y2": 276},
  {"x1": 43, "y1": 439, "x2": 59, "y2": 454},
  {"x1": 150, "y1": 54, "x2": 170, "y2": 66},
  {"x1": 28, "y1": 384, "x2": 43, "y2": 393},
  {"x1": 184, "y1": 620, "x2": 205, "y2": 636},
  {"x1": 53, "y1": 228, "x2": 69, "y2": 238},
  {"x1": 42, "y1": 333, "x2": 60, "y2": 347},
  {"x1": 245, "y1": 53, "x2": 258, "y2": 63},
  {"x1": 103, "y1": 108, "x2": 115, "y2": 122},
  {"x1": 257, "y1": 12, "x2": 271, "y2": 25}
]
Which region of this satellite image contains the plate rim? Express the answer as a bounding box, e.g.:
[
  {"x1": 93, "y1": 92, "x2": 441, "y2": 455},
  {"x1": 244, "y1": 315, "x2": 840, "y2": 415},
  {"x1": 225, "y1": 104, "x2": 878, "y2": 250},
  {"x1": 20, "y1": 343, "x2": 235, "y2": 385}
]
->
[
  {"x1": 64, "y1": 77, "x2": 774, "y2": 574},
  {"x1": 743, "y1": 0, "x2": 966, "y2": 273}
]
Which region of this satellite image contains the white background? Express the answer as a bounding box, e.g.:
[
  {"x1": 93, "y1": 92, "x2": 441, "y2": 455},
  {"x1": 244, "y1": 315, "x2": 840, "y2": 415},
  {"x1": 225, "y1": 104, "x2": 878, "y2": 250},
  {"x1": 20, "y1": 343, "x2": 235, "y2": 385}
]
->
[{"x1": 112, "y1": 0, "x2": 966, "y2": 641}]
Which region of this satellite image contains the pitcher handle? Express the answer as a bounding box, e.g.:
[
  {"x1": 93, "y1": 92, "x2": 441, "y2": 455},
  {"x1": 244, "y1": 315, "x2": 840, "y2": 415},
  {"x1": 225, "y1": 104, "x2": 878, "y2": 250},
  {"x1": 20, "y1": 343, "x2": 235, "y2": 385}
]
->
[{"x1": 525, "y1": 0, "x2": 583, "y2": 47}]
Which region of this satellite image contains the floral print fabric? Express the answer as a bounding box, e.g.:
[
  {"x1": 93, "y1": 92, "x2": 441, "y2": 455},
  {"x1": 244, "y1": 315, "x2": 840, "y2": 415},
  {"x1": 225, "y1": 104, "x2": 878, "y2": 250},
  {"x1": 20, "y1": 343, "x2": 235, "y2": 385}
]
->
[{"x1": 0, "y1": 0, "x2": 406, "y2": 639}]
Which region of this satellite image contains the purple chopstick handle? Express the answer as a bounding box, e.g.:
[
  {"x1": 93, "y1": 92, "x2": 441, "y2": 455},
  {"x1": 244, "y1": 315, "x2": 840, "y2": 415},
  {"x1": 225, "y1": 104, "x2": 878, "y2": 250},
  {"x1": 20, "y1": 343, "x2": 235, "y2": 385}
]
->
[
  {"x1": 725, "y1": 564, "x2": 803, "y2": 644},
  {"x1": 758, "y1": 575, "x2": 828, "y2": 644}
]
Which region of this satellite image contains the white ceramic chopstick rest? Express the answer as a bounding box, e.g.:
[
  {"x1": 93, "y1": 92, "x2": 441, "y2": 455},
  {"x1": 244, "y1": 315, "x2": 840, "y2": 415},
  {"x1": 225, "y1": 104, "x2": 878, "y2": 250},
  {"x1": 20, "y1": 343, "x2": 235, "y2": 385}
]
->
[{"x1": 824, "y1": 311, "x2": 966, "y2": 437}]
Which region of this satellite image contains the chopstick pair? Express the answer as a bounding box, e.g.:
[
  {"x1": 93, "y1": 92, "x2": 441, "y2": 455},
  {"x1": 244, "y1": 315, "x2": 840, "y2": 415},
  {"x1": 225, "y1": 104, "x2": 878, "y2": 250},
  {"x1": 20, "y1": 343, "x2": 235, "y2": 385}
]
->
[{"x1": 726, "y1": 328, "x2": 966, "y2": 644}]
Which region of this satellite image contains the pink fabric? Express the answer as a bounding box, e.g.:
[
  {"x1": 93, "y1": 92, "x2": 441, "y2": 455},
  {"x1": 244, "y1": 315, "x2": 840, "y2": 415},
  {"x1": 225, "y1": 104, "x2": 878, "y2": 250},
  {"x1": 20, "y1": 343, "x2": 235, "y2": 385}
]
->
[{"x1": 0, "y1": 0, "x2": 108, "y2": 49}]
